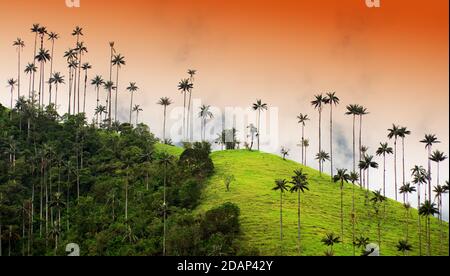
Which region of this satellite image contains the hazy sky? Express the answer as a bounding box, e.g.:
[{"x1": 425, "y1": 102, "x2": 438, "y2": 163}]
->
[{"x1": 0, "y1": 0, "x2": 448, "y2": 218}]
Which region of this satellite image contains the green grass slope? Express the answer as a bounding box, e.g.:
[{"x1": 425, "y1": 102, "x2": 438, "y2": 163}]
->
[
  {"x1": 197, "y1": 150, "x2": 449, "y2": 256},
  {"x1": 154, "y1": 143, "x2": 184, "y2": 156}
]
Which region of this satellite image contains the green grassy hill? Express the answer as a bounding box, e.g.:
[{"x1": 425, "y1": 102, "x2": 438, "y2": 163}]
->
[{"x1": 196, "y1": 150, "x2": 449, "y2": 256}]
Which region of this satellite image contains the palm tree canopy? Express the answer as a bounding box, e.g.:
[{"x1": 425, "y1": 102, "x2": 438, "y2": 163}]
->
[
  {"x1": 13, "y1": 38, "x2": 25, "y2": 48},
  {"x1": 103, "y1": 81, "x2": 116, "y2": 91},
  {"x1": 324, "y1": 92, "x2": 340, "y2": 106},
  {"x1": 35, "y1": 48, "x2": 51, "y2": 63},
  {"x1": 25, "y1": 63, "x2": 38, "y2": 74},
  {"x1": 112, "y1": 54, "x2": 126, "y2": 67},
  {"x1": 370, "y1": 190, "x2": 387, "y2": 204},
  {"x1": 349, "y1": 172, "x2": 359, "y2": 183},
  {"x1": 430, "y1": 150, "x2": 447, "y2": 163},
  {"x1": 158, "y1": 97, "x2": 173, "y2": 107},
  {"x1": 418, "y1": 200, "x2": 439, "y2": 217},
  {"x1": 72, "y1": 26, "x2": 83, "y2": 37},
  {"x1": 398, "y1": 127, "x2": 411, "y2": 138},
  {"x1": 396, "y1": 240, "x2": 413, "y2": 252},
  {"x1": 420, "y1": 134, "x2": 440, "y2": 148},
  {"x1": 31, "y1": 24, "x2": 41, "y2": 33},
  {"x1": 316, "y1": 151, "x2": 330, "y2": 162},
  {"x1": 289, "y1": 169, "x2": 309, "y2": 193},
  {"x1": 321, "y1": 233, "x2": 341, "y2": 247},
  {"x1": 76, "y1": 42, "x2": 88, "y2": 54},
  {"x1": 81, "y1": 62, "x2": 92, "y2": 71},
  {"x1": 178, "y1": 79, "x2": 193, "y2": 93},
  {"x1": 297, "y1": 113, "x2": 309, "y2": 125},
  {"x1": 433, "y1": 185, "x2": 447, "y2": 198},
  {"x1": 345, "y1": 104, "x2": 361, "y2": 116},
  {"x1": 356, "y1": 105, "x2": 369, "y2": 116},
  {"x1": 199, "y1": 105, "x2": 214, "y2": 119},
  {"x1": 91, "y1": 75, "x2": 105, "y2": 87},
  {"x1": 49, "y1": 72, "x2": 65, "y2": 84},
  {"x1": 387, "y1": 124, "x2": 401, "y2": 140},
  {"x1": 252, "y1": 99, "x2": 268, "y2": 111},
  {"x1": 7, "y1": 78, "x2": 18, "y2": 88},
  {"x1": 359, "y1": 155, "x2": 379, "y2": 170},
  {"x1": 132, "y1": 105, "x2": 143, "y2": 112},
  {"x1": 333, "y1": 169, "x2": 350, "y2": 184},
  {"x1": 311, "y1": 94, "x2": 325, "y2": 110},
  {"x1": 47, "y1": 32, "x2": 59, "y2": 41},
  {"x1": 376, "y1": 142, "x2": 393, "y2": 156},
  {"x1": 399, "y1": 183, "x2": 416, "y2": 194},
  {"x1": 126, "y1": 82, "x2": 139, "y2": 93},
  {"x1": 273, "y1": 179, "x2": 289, "y2": 193}
]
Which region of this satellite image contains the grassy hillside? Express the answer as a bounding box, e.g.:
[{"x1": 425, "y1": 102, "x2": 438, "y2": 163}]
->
[
  {"x1": 197, "y1": 150, "x2": 449, "y2": 256},
  {"x1": 155, "y1": 143, "x2": 184, "y2": 156}
]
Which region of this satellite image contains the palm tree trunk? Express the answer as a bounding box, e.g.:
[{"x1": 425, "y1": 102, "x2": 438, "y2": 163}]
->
[
  {"x1": 301, "y1": 125, "x2": 305, "y2": 165},
  {"x1": 258, "y1": 110, "x2": 261, "y2": 151},
  {"x1": 383, "y1": 154, "x2": 386, "y2": 197},
  {"x1": 297, "y1": 191, "x2": 301, "y2": 254},
  {"x1": 77, "y1": 54, "x2": 82, "y2": 114},
  {"x1": 352, "y1": 180, "x2": 356, "y2": 256},
  {"x1": 129, "y1": 92, "x2": 134, "y2": 124},
  {"x1": 340, "y1": 181, "x2": 344, "y2": 242},
  {"x1": 114, "y1": 67, "x2": 119, "y2": 122},
  {"x1": 55, "y1": 84, "x2": 59, "y2": 111},
  {"x1": 359, "y1": 115, "x2": 362, "y2": 185},
  {"x1": 68, "y1": 68, "x2": 72, "y2": 114},
  {"x1": 319, "y1": 110, "x2": 322, "y2": 167},
  {"x1": 163, "y1": 106, "x2": 167, "y2": 142},
  {"x1": 187, "y1": 90, "x2": 192, "y2": 141},
  {"x1": 163, "y1": 163, "x2": 167, "y2": 256},
  {"x1": 280, "y1": 191, "x2": 283, "y2": 244},
  {"x1": 32, "y1": 34, "x2": 37, "y2": 102},
  {"x1": 402, "y1": 138, "x2": 406, "y2": 191},
  {"x1": 125, "y1": 169, "x2": 128, "y2": 220},
  {"x1": 83, "y1": 70, "x2": 88, "y2": 114},
  {"x1": 330, "y1": 105, "x2": 333, "y2": 180},
  {"x1": 48, "y1": 41, "x2": 55, "y2": 106},
  {"x1": 417, "y1": 183, "x2": 422, "y2": 256},
  {"x1": 394, "y1": 139, "x2": 398, "y2": 201},
  {"x1": 18, "y1": 47, "x2": 21, "y2": 99},
  {"x1": 96, "y1": 87, "x2": 100, "y2": 126}
]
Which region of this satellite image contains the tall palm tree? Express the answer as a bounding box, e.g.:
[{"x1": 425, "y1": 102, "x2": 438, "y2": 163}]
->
[
  {"x1": 47, "y1": 32, "x2": 59, "y2": 106},
  {"x1": 36, "y1": 26, "x2": 48, "y2": 106},
  {"x1": 74, "y1": 42, "x2": 88, "y2": 113},
  {"x1": 370, "y1": 190, "x2": 387, "y2": 251},
  {"x1": 333, "y1": 169, "x2": 350, "y2": 242},
  {"x1": 72, "y1": 27, "x2": 83, "y2": 111},
  {"x1": 108, "y1": 42, "x2": 116, "y2": 117},
  {"x1": 81, "y1": 62, "x2": 92, "y2": 113},
  {"x1": 199, "y1": 105, "x2": 214, "y2": 141},
  {"x1": 7, "y1": 79, "x2": 18, "y2": 119},
  {"x1": 187, "y1": 69, "x2": 197, "y2": 140},
  {"x1": 252, "y1": 100, "x2": 268, "y2": 151},
  {"x1": 13, "y1": 38, "x2": 25, "y2": 99},
  {"x1": 126, "y1": 82, "x2": 139, "y2": 124},
  {"x1": 159, "y1": 153, "x2": 174, "y2": 256},
  {"x1": 430, "y1": 150, "x2": 447, "y2": 187},
  {"x1": 349, "y1": 172, "x2": 359, "y2": 256},
  {"x1": 311, "y1": 94, "x2": 326, "y2": 161},
  {"x1": 289, "y1": 169, "x2": 309, "y2": 254},
  {"x1": 112, "y1": 54, "x2": 126, "y2": 121},
  {"x1": 67, "y1": 60, "x2": 78, "y2": 115},
  {"x1": 433, "y1": 185, "x2": 447, "y2": 255},
  {"x1": 132, "y1": 105, "x2": 143, "y2": 126},
  {"x1": 411, "y1": 165, "x2": 427, "y2": 256},
  {"x1": 346, "y1": 104, "x2": 360, "y2": 173},
  {"x1": 48, "y1": 72, "x2": 64, "y2": 110},
  {"x1": 376, "y1": 142, "x2": 393, "y2": 197},
  {"x1": 95, "y1": 105, "x2": 108, "y2": 126},
  {"x1": 399, "y1": 183, "x2": 416, "y2": 240},
  {"x1": 324, "y1": 92, "x2": 340, "y2": 179},
  {"x1": 357, "y1": 106, "x2": 369, "y2": 182},
  {"x1": 359, "y1": 154, "x2": 378, "y2": 192},
  {"x1": 273, "y1": 179, "x2": 289, "y2": 248},
  {"x1": 398, "y1": 127, "x2": 411, "y2": 191},
  {"x1": 388, "y1": 124, "x2": 401, "y2": 200},
  {"x1": 297, "y1": 114, "x2": 309, "y2": 165},
  {"x1": 24, "y1": 63, "x2": 37, "y2": 100},
  {"x1": 35, "y1": 49, "x2": 51, "y2": 109},
  {"x1": 302, "y1": 139, "x2": 310, "y2": 166},
  {"x1": 396, "y1": 240, "x2": 413, "y2": 256},
  {"x1": 30, "y1": 24, "x2": 40, "y2": 101},
  {"x1": 158, "y1": 97, "x2": 173, "y2": 143},
  {"x1": 315, "y1": 151, "x2": 330, "y2": 175},
  {"x1": 91, "y1": 76, "x2": 104, "y2": 126},
  {"x1": 103, "y1": 81, "x2": 116, "y2": 126},
  {"x1": 178, "y1": 79, "x2": 193, "y2": 140},
  {"x1": 419, "y1": 200, "x2": 439, "y2": 256}
]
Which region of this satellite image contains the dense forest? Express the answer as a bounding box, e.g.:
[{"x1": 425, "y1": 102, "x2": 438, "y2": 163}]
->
[{"x1": 0, "y1": 102, "x2": 248, "y2": 256}]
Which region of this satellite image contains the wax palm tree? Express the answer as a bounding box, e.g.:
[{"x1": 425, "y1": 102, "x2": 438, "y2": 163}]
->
[
  {"x1": 48, "y1": 72, "x2": 64, "y2": 109},
  {"x1": 13, "y1": 38, "x2": 25, "y2": 99},
  {"x1": 302, "y1": 139, "x2": 310, "y2": 166},
  {"x1": 67, "y1": 60, "x2": 78, "y2": 114},
  {"x1": 297, "y1": 114, "x2": 309, "y2": 165},
  {"x1": 47, "y1": 32, "x2": 59, "y2": 106},
  {"x1": 252, "y1": 100, "x2": 268, "y2": 151},
  {"x1": 359, "y1": 154, "x2": 378, "y2": 192},
  {"x1": 74, "y1": 42, "x2": 88, "y2": 113},
  {"x1": 7, "y1": 79, "x2": 18, "y2": 119},
  {"x1": 376, "y1": 142, "x2": 393, "y2": 197},
  {"x1": 433, "y1": 185, "x2": 447, "y2": 255},
  {"x1": 333, "y1": 169, "x2": 350, "y2": 242},
  {"x1": 430, "y1": 150, "x2": 447, "y2": 187},
  {"x1": 420, "y1": 134, "x2": 440, "y2": 202},
  {"x1": 396, "y1": 239, "x2": 413, "y2": 256},
  {"x1": 324, "y1": 92, "x2": 340, "y2": 179},
  {"x1": 158, "y1": 153, "x2": 174, "y2": 256},
  {"x1": 132, "y1": 105, "x2": 143, "y2": 126},
  {"x1": 349, "y1": 172, "x2": 359, "y2": 256},
  {"x1": 108, "y1": 42, "x2": 116, "y2": 116},
  {"x1": 311, "y1": 94, "x2": 326, "y2": 160},
  {"x1": 95, "y1": 105, "x2": 108, "y2": 126},
  {"x1": 126, "y1": 82, "x2": 139, "y2": 124},
  {"x1": 178, "y1": 79, "x2": 193, "y2": 140},
  {"x1": 315, "y1": 151, "x2": 330, "y2": 175},
  {"x1": 24, "y1": 63, "x2": 37, "y2": 99},
  {"x1": 72, "y1": 27, "x2": 83, "y2": 109},
  {"x1": 187, "y1": 69, "x2": 197, "y2": 140},
  {"x1": 158, "y1": 97, "x2": 173, "y2": 143},
  {"x1": 273, "y1": 179, "x2": 289, "y2": 247},
  {"x1": 112, "y1": 54, "x2": 126, "y2": 121},
  {"x1": 81, "y1": 62, "x2": 92, "y2": 113},
  {"x1": 419, "y1": 200, "x2": 439, "y2": 256},
  {"x1": 199, "y1": 105, "x2": 214, "y2": 141},
  {"x1": 280, "y1": 147, "x2": 290, "y2": 160},
  {"x1": 30, "y1": 24, "x2": 40, "y2": 101},
  {"x1": 321, "y1": 232, "x2": 341, "y2": 256},
  {"x1": 388, "y1": 124, "x2": 401, "y2": 200},
  {"x1": 91, "y1": 75, "x2": 104, "y2": 126},
  {"x1": 357, "y1": 106, "x2": 369, "y2": 181},
  {"x1": 370, "y1": 190, "x2": 386, "y2": 250},
  {"x1": 103, "y1": 81, "x2": 116, "y2": 126},
  {"x1": 411, "y1": 165, "x2": 427, "y2": 255},
  {"x1": 398, "y1": 127, "x2": 411, "y2": 190},
  {"x1": 35, "y1": 48, "x2": 51, "y2": 108},
  {"x1": 289, "y1": 169, "x2": 309, "y2": 254},
  {"x1": 346, "y1": 104, "x2": 360, "y2": 173}
]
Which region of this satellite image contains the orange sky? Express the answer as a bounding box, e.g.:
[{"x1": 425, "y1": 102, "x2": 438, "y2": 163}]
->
[{"x1": 0, "y1": 0, "x2": 449, "y2": 215}]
